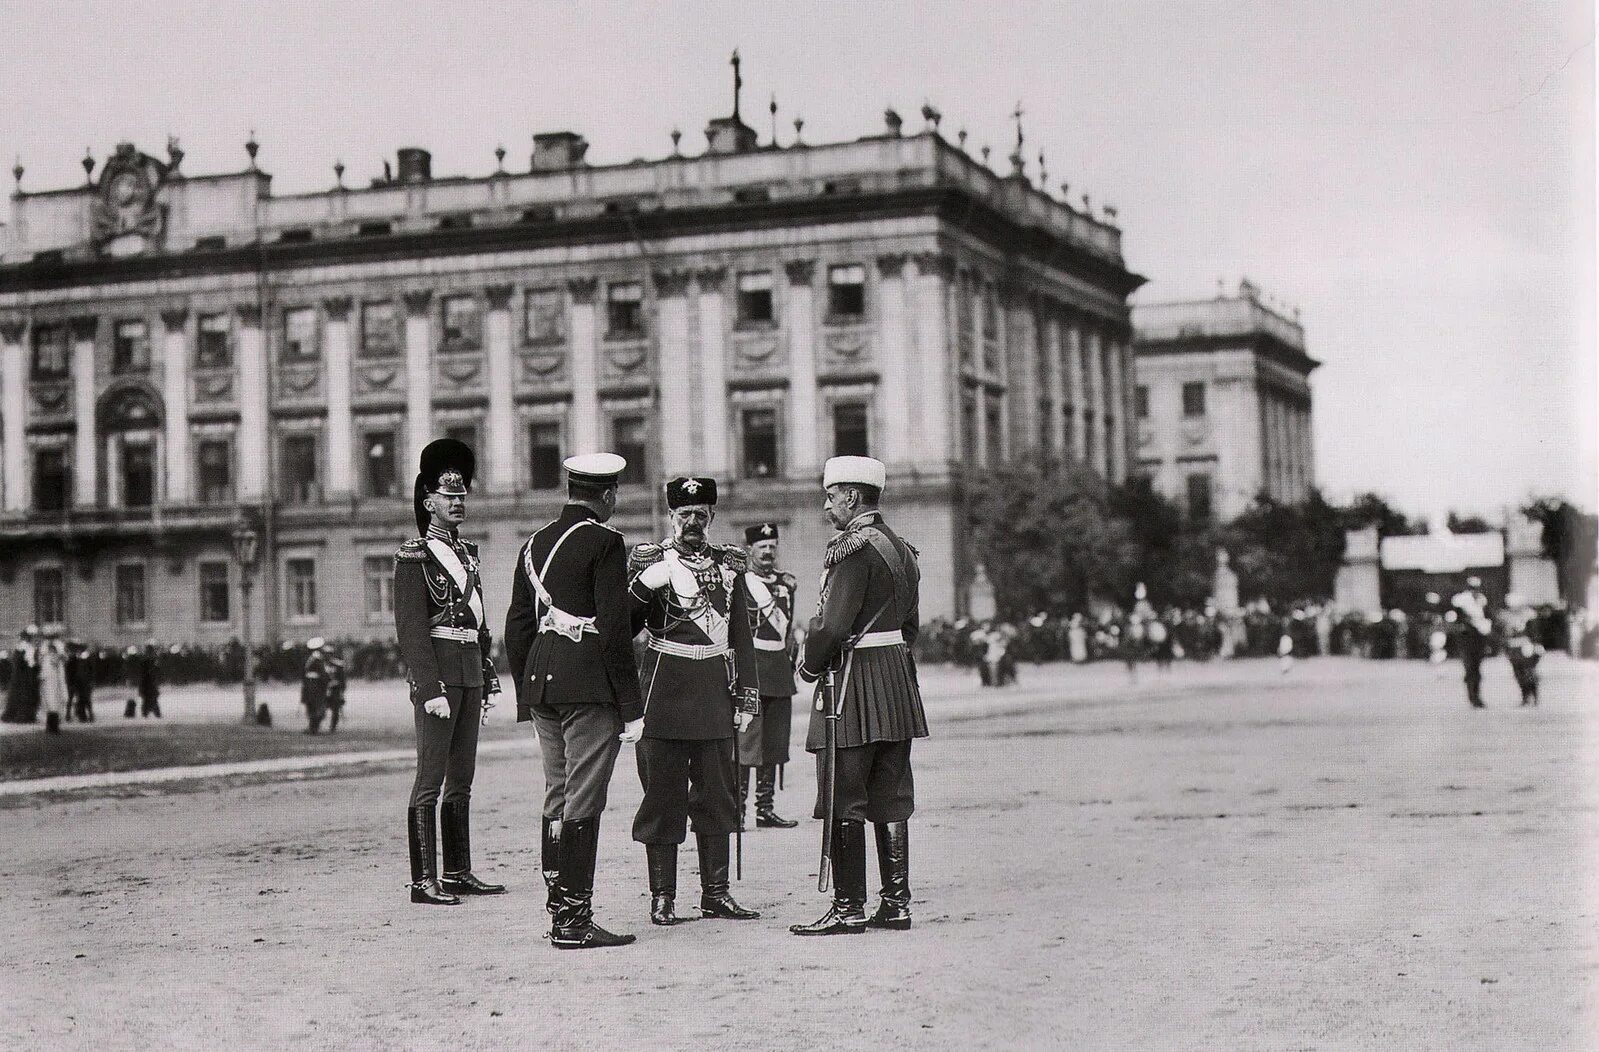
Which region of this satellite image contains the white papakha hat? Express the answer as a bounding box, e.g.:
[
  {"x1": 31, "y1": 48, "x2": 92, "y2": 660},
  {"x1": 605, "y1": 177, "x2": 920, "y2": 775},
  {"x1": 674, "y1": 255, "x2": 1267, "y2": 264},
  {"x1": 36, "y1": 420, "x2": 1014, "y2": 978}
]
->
[{"x1": 823, "y1": 455, "x2": 886, "y2": 491}]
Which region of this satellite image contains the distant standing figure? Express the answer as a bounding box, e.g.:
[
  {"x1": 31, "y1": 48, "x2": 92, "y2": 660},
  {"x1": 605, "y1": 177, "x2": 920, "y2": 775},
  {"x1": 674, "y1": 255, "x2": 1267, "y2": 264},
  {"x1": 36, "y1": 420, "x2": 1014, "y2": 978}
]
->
[
  {"x1": 1067, "y1": 615, "x2": 1088, "y2": 664},
  {"x1": 1277, "y1": 622, "x2": 1295, "y2": 675},
  {"x1": 2, "y1": 626, "x2": 41, "y2": 723},
  {"x1": 301, "y1": 638, "x2": 330, "y2": 734},
  {"x1": 38, "y1": 631, "x2": 68, "y2": 734},
  {"x1": 136, "y1": 642, "x2": 163, "y2": 718},
  {"x1": 66, "y1": 641, "x2": 95, "y2": 723},
  {"x1": 325, "y1": 648, "x2": 348, "y2": 732},
  {"x1": 1452, "y1": 577, "x2": 1493, "y2": 708},
  {"x1": 1501, "y1": 595, "x2": 1544, "y2": 706}
]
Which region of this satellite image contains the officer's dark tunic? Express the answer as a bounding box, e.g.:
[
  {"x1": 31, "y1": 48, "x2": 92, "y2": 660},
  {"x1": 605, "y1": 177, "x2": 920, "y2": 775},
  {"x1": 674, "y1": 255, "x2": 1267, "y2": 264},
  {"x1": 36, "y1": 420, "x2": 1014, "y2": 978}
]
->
[
  {"x1": 738, "y1": 568, "x2": 798, "y2": 767},
  {"x1": 628, "y1": 540, "x2": 760, "y2": 844},
  {"x1": 504, "y1": 503, "x2": 643, "y2": 822},
  {"x1": 394, "y1": 524, "x2": 501, "y2": 809},
  {"x1": 802, "y1": 512, "x2": 928, "y2": 823},
  {"x1": 301, "y1": 651, "x2": 328, "y2": 728}
]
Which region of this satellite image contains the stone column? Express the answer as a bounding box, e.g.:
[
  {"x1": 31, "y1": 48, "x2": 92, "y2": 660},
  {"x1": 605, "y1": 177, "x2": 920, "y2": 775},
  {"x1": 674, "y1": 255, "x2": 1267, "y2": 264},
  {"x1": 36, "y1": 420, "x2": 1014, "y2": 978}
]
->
[
  {"x1": 69, "y1": 317, "x2": 98, "y2": 507},
  {"x1": 911, "y1": 252, "x2": 954, "y2": 464},
  {"x1": 1082, "y1": 325, "x2": 1103, "y2": 473},
  {"x1": 651, "y1": 271, "x2": 695, "y2": 476},
  {"x1": 1065, "y1": 317, "x2": 1086, "y2": 463},
  {"x1": 236, "y1": 305, "x2": 268, "y2": 502},
  {"x1": 567, "y1": 277, "x2": 602, "y2": 455},
  {"x1": 0, "y1": 318, "x2": 26, "y2": 512},
  {"x1": 1105, "y1": 334, "x2": 1126, "y2": 482},
  {"x1": 482, "y1": 285, "x2": 517, "y2": 493},
  {"x1": 323, "y1": 297, "x2": 355, "y2": 498},
  {"x1": 874, "y1": 253, "x2": 914, "y2": 467},
  {"x1": 694, "y1": 268, "x2": 729, "y2": 475},
  {"x1": 784, "y1": 260, "x2": 820, "y2": 475},
  {"x1": 1004, "y1": 291, "x2": 1037, "y2": 460},
  {"x1": 402, "y1": 290, "x2": 433, "y2": 467},
  {"x1": 160, "y1": 309, "x2": 191, "y2": 503},
  {"x1": 1045, "y1": 311, "x2": 1066, "y2": 456}
]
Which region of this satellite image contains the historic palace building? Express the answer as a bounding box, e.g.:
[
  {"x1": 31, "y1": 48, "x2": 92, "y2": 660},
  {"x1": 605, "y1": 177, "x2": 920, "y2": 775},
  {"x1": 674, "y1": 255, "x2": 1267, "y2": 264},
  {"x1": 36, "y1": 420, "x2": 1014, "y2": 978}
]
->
[
  {"x1": 1131, "y1": 280, "x2": 1318, "y2": 523},
  {"x1": 0, "y1": 96, "x2": 1144, "y2": 645}
]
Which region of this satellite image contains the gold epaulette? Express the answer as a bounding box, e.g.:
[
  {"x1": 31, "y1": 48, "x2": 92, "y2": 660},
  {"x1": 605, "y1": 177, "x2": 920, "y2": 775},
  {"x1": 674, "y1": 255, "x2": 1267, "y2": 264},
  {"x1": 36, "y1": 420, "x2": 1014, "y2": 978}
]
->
[
  {"x1": 779, "y1": 571, "x2": 798, "y2": 590},
  {"x1": 629, "y1": 542, "x2": 665, "y2": 574},
  {"x1": 717, "y1": 544, "x2": 749, "y2": 572},
  {"x1": 395, "y1": 538, "x2": 429, "y2": 562},
  {"x1": 823, "y1": 530, "x2": 872, "y2": 568}
]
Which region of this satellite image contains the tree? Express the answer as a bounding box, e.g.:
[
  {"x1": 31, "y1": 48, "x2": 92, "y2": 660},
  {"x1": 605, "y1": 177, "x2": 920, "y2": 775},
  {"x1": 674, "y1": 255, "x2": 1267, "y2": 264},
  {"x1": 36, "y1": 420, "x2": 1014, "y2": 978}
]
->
[
  {"x1": 1109, "y1": 477, "x2": 1215, "y2": 607},
  {"x1": 1341, "y1": 492, "x2": 1422, "y2": 537},
  {"x1": 1219, "y1": 491, "x2": 1346, "y2": 606},
  {"x1": 1522, "y1": 498, "x2": 1598, "y2": 607},
  {"x1": 1446, "y1": 511, "x2": 1495, "y2": 534}
]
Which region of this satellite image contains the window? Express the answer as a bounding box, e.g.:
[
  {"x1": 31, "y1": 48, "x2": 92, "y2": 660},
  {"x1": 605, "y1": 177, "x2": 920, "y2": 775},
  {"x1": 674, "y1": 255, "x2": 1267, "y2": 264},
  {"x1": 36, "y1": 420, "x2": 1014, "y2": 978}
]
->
[
  {"x1": 443, "y1": 421, "x2": 479, "y2": 452},
  {"x1": 736, "y1": 271, "x2": 775, "y2": 326},
  {"x1": 613, "y1": 416, "x2": 648, "y2": 483},
  {"x1": 981, "y1": 283, "x2": 999, "y2": 339},
  {"x1": 832, "y1": 403, "x2": 870, "y2": 458},
  {"x1": 1135, "y1": 385, "x2": 1150, "y2": 420},
  {"x1": 198, "y1": 561, "x2": 231, "y2": 623},
  {"x1": 279, "y1": 227, "x2": 314, "y2": 243},
  {"x1": 1182, "y1": 381, "x2": 1207, "y2": 418},
  {"x1": 828, "y1": 264, "x2": 866, "y2": 319},
  {"x1": 286, "y1": 558, "x2": 318, "y2": 621},
  {"x1": 282, "y1": 434, "x2": 320, "y2": 502},
  {"x1": 606, "y1": 282, "x2": 644, "y2": 338},
  {"x1": 115, "y1": 563, "x2": 147, "y2": 626},
  {"x1": 357, "y1": 221, "x2": 392, "y2": 237},
  {"x1": 31, "y1": 324, "x2": 69, "y2": 380},
  {"x1": 1187, "y1": 473, "x2": 1213, "y2": 523},
  {"x1": 529, "y1": 421, "x2": 563, "y2": 489},
  {"x1": 524, "y1": 287, "x2": 566, "y2": 344},
  {"x1": 283, "y1": 307, "x2": 318, "y2": 361},
  {"x1": 364, "y1": 431, "x2": 397, "y2": 498},
  {"x1": 197, "y1": 313, "x2": 231, "y2": 368},
  {"x1": 121, "y1": 441, "x2": 155, "y2": 508},
  {"x1": 740, "y1": 407, "x2": 780, "y2": 478},
  {"x1": 961, "y1": 395, "x2": 979, "y2": 461},
  {"x1": 193, "y1": 235, "x2": 226, "y2": 251},
  {"x1": 984, "y1": 401, "x2": 1004, "y2": 465},
  {"x1": 112, "y1": 319, "x2": 151, "y2": 373},
  {"x1": 364, "y1": 556, "x2": 394, "y2": 622},
  {"x1": 361, "y1": 300, "x2": 399, "y2": 358},
  {"x1": 1039, "y1": 402, "x2": 1054, "y2": 454},
  {"x1": 33, "y1": 448, "x2": 68, "y2": 511},
  {"x1": 441, "y1": 294, "x2": 481, "y2": 352},
  {"x1": 33, "y1": 567, "x2": 65, "y2": 626},
  {"x1": 196, "y1": 439, "x2": 233, "y2": 504}
]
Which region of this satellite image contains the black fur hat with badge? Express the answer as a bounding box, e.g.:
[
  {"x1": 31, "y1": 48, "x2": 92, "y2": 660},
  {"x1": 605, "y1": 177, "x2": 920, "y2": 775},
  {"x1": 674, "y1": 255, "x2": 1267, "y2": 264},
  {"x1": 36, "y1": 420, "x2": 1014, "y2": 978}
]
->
[{"x1": 413, "y1": 438, "x2": 476, "y2": 534}]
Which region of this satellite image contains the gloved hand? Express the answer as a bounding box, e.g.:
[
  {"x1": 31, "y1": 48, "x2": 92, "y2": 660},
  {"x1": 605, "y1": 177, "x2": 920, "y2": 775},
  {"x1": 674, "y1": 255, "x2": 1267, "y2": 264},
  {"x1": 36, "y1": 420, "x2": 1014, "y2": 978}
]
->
[
  {"x1": 618, "y1": 717, "x2": 645, "y2": 743},
  {"x1": 636, "y1": 560, "x2": 672, "y2": 591},
  {"x1": 734, "y1": 711, "x2": 755, "y2": 734},
  {"x1": 423, "y1": 696, "x2": 451, "y2": 719},
  {"x1": 480, "y1": 693, "x2": 495, "y2": 725}
]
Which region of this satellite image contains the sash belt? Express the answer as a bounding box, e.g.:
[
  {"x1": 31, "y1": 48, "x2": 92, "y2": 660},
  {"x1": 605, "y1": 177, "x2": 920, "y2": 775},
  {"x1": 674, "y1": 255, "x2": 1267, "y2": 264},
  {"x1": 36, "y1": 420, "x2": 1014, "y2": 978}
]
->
[
  {"x1": 854, "y1": 629, "x2": 905, "y2": 650},
  {"x1": 429, "y1": 626, "x2": 478, "y2": 643},
  {"x1": 648, "y1": 635, "x2": 730, "y2": 660},
  {"x1": 753, "y1": 637, "x2": 787, "y2": 652},
  {"x1": 539, "y1": 608, "x2": 598, "y2": 642}
]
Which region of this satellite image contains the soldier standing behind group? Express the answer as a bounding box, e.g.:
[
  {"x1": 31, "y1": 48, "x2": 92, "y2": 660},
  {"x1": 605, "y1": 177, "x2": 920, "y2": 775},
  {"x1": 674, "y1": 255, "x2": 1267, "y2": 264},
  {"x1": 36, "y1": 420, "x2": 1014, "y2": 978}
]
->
[
  {"x1": 738, "y1": 522, "x2": 799, "y2": 830},
  {"x1": 628, "y1": 476, "x2": 762, "y2": 927},
  {"x1": 325, "y1": 647, "x2": 348, "y2": 732},
  {"x1": 503, "y1": 453, "x2": 643, "y2": 950},
  {"x1": 136, "y1": 642, "x2": 162, "y2": 718},
  {"x1": 1452, "y1": 576, "x2": 1493, "y2": 708},
  {"x1": 66, "y1": 640, "x2": 95, "y2": 723},
  {"x1": 393, "y1": 438, "x2": 505, "y2": 906},
  {"x1": 792, "y1": 457, "x2": 928, "y2": 937},
  {"x1": 301, "y1": 638, "x2": 329, "y2": 734}
]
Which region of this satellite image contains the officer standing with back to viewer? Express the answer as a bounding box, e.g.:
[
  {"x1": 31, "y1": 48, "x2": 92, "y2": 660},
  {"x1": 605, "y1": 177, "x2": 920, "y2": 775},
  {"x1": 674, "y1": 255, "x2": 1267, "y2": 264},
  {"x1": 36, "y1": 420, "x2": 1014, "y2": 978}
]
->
[
  {"x1": 393, "y1": 438, "x2": 505, "y2": 906},
  {"x1": 738, "y1": 522, "x2": 800, "y2": 829},
  {"x1": 504, "y1": 452, "x2": 644, "y2": 950}
]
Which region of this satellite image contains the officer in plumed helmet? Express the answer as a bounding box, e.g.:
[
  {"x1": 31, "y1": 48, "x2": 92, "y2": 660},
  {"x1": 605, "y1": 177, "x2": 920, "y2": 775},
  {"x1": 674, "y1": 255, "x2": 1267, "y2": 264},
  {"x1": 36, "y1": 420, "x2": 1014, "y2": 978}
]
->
[
  {"x1": 738, "y1": 522, "x2": 800, "y2": 829},
  {"x1": 393, "y1": 438, "x2": 505, "y2": 905}
]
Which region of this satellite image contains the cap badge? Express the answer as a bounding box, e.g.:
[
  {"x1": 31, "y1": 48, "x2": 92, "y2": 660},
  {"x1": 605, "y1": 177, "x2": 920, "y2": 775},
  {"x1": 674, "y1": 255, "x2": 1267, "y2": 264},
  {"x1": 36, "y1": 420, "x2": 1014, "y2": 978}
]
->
[{"x1": 682, "y1": 478, "x2": 701, "y2": 494}]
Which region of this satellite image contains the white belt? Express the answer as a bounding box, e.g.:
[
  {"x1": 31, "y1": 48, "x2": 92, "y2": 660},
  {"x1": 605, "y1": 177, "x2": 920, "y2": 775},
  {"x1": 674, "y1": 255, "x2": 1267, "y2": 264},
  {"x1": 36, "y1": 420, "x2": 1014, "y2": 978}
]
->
[
  {"x1": 754, "y1": 637, "x2": 787, "y2": 652},
  {"x1": 854, "y1": 630, "x2": 905, "y2": 650},
  {"x1": 429, "y1": 626, "x2": 478, "y2": 643},
  {"x1": 539, "y1": 608, "x2": 597, "y2": 642},
  {"x1": 648, "y1": 635, "x2": 730, "y2": 660}
]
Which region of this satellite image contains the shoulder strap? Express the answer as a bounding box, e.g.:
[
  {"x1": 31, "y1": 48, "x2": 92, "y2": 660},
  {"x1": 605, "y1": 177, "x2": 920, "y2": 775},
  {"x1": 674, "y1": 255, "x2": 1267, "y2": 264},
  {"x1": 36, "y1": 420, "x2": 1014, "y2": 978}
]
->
[
  {"x1": 523, "y1": 520, "x2": 595, "y2": 610},
  {"x1": 861, "y1": 528, "x2": 916, "y2": 619}
]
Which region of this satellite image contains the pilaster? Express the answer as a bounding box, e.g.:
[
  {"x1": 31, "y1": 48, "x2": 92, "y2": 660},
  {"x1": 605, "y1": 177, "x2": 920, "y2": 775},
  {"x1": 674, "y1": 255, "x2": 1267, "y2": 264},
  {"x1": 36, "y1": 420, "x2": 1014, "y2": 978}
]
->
[
  {"x1": 236, "y1": 304, "x2": 267, "y2": 501},
  {"x1": 784, "y1": 260, "x2": 820, "y2": 475},
  {"x1": 160, "y1": 309, "x2": 191, "y2": 503},
  {"x1": 875, "y1": 253, "x2": 912, "y2": 465},
  {"x1": 69, "y1": 316, "x2": 99, "y2": 507},
  {"x1": 402, "y1": 290, "x2": 433, "y2": 468},
  {"x1": 694, "y1": 268, "x2": 729, "y2": 475},
  {"x1": 482, "y1": 285, "x2": 516, "y2": 492},
  {"x1": 0, "y1": 318, "x2": 26, "y2": 512},
  {"x1": 653, "y1": 270, "x2": 694, "y2": 476},
  {"x1": 323, "y1": 296, "x2": 354, "y2": 497},
  {"x1": 566, "y1": 277, "x2": 601, "y2": 455}
]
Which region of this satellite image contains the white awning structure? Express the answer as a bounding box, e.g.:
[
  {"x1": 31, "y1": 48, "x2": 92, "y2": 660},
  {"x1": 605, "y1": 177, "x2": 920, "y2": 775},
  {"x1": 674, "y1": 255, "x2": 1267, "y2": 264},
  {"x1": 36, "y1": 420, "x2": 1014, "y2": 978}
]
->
[{"x1": 1380, "y1": 533, "x2": 1504, "y2": 574}]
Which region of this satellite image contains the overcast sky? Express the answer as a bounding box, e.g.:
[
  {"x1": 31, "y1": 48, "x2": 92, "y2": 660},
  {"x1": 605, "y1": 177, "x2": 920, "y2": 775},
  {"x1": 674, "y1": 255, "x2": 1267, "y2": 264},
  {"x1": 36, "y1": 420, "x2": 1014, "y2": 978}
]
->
[{"x1": 2, "y1": 0, "x2": 1592, "y2": 519}]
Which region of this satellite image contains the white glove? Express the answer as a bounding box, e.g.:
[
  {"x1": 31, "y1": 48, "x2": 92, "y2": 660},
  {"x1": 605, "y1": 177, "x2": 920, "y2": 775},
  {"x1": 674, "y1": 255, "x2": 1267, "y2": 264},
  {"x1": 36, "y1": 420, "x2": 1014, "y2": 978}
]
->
[
  {"x1": 480, "y1": 693, "x2": 495, "y2": 725},
  {"x1": 423, "y1": 696, "x2": 451, "y2": 719},
  {"x1": 734, "y1": 711, "x2": 755, "y2": 734},
  {"x1": 637, "y1": 560, "x2": 672, "y2": 591},
  {"x1": 618, "y1": 717, "x2": 645, "y2": 743}
]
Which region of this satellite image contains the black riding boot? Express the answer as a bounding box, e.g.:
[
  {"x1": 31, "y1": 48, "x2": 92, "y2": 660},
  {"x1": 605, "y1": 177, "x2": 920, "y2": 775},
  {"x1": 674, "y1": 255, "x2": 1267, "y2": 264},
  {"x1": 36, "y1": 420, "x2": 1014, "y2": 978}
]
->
[
  {"x1": 647, "y1": 843, "x2": 692, "y2": 925},
  {"x1": 790, "y1": 820, "x2": 868, "y2": 935},
  {"x1": 755, "y1": 765, "x2": 797, "y2": 827},
  {"x1": 867, "y1": 821, "x2": 911, "y2": 929},
  {"x1": 551, "y1": 818, "x2": 634, "y2": 949},
  {"x1": 697, "y1": 832, "x2": 759, "y2": 919},
  {"x1": 542, "y1": 817, "x2": 562, "y2": 926},
  {"x1": 407, "y1": 806, "x2": 460, "y2": 906},
  {"x1": 439, "y1": 801, "x2": 506, "y2": 895}
]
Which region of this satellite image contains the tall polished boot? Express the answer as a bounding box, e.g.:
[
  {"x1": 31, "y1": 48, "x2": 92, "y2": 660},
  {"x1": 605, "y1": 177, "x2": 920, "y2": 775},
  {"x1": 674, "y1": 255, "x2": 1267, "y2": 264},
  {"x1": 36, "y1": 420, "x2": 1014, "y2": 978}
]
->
[
  {"x1": 407, "y1": 805, "x2": 460, "y2": 906},
  {"x1": 542, "y1": 817, "x2": 562, "y2": 927},
  {"x1": 647, "y1": 843, "x2": 692, "y2": 925},
  {"x1": 867, "y1": 821, "x2": 911, "y2": 929},
  {"x1": 755, "y1": 765, "x2": 797, "y2": 828},
  {"x1": 790, "y1": 821, "x2": 868, "y2": 935},
  {"x1": 551, "y1": 817, "x2": 634, "y2": 949},
  {"x1": 697, "y1": 832, "x2": 759, "y2": 919},
  {"x1": 439, "y1": 800, "x2": 506, "y2": 895}
]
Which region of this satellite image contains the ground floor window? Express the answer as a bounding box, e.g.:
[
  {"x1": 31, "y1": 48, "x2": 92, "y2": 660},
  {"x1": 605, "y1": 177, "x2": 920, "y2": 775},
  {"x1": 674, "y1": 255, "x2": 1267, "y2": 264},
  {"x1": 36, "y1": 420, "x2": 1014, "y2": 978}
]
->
[
  {"x1": 115, "y1": 562, "x2": 148, "y2": 627},
  {"x1": 198, "y1": 561, "x2": 231, "y2": 623},
  {"x1": 33, "y1": 566, "x2": 65, "y2": 626},
  {"x1": 286, "y1": 557, "x2": 318, "y2": 621},
  {"x1": 364, "y1": 556, "x2": 394, "y2": 622}
]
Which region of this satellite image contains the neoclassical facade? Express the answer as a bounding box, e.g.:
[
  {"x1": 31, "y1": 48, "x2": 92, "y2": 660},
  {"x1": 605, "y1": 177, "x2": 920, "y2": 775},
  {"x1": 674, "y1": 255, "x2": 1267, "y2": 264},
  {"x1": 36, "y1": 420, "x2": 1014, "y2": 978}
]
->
[{"x1": 0, "y1": 111, "x2": 1143, "y2": 645}]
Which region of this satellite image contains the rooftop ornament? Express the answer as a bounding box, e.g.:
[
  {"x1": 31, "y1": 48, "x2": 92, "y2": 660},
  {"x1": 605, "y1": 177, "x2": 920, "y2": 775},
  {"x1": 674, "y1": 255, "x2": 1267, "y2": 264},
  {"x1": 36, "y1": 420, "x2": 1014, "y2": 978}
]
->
[
  {"x1": 333, "y1": 159, "x2": 345, "y2": 189},
  {"x1": 883, "y1": 107, "x2": 903, "y2": 137},
  {"x1": 769, "y1": 93, "x2": 778, "y2": 146},
  {"x1": 921, "y1": 102, "x2": 942, "y2": 133},
  {"x1": 245, "y1": 129, "x2": 259, "y2": 170},
  {"x1": 957, "y1": 128, "x2": 967, "y2": 152},
  {"x1": 11, "y1": 157, "x2": 21, "y2": 192},
  {"x1": 82, "y1": 148, "x2": 95, "y2": 185},
  {"x1": 166, "y1": 135, "x2": 184, "y2": 173},
  {"x1": 791, "y1": 117, "x2": 803, "y2": 146},
  {"x1": 670, "y1": 128, "x2": 682, "y2": 154},
  {"x1": 494, "y1": 144, "x2": 506, "y2": 173}
]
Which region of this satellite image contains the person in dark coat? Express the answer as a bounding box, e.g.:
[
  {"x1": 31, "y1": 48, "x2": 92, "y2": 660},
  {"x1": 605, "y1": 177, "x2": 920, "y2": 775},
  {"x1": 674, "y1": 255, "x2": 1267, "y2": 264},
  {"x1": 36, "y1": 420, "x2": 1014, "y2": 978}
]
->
[
  {"x1": 738, "y1": 522, "x2": 799, "y2": 829},
  {"x1": 325, "y1": 647, "x2": 348, "y2": 732},
  {"x1": 66, "y1": 640, "x2": 95, "y2": 723},
  {"x1": 2, "y1": 626, "x2": 41, "y2": 723},
  {"x1": 137, "y1": 642, "x2": 163, "y2": 718},
  {"x1": 300, "y1": 638, "x2": 330, "y2": 734},
  {"x1": 1452, "y1": 577, "x2": 1493, "y2": 708},
  {"x1": 393, "y1": 439, "x2": 505, "y2": 906},
  {"x1": 792, "y1": 456, "x2": 928, "y2": 937},
  {"x1": 503, "y1": 452, "x2": 643, "y2": 950},
  {"x1": 628, "y1": 476, "x2": 762, "y2": 927}
]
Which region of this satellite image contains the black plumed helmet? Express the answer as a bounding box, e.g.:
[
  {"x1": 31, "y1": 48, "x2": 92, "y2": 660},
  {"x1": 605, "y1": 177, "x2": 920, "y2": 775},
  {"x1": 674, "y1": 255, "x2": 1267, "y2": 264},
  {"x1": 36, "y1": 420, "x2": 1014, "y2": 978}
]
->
[{"x1": 413, "y1": 438, "x2": 476, "y2": 534}]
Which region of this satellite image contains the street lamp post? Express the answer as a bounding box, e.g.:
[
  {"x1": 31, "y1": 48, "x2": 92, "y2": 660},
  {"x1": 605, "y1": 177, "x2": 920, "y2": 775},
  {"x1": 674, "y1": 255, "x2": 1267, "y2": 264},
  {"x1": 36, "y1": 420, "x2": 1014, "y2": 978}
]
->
[{"x1": 231, "y1": 516, "x2": 261, "y2": 724}]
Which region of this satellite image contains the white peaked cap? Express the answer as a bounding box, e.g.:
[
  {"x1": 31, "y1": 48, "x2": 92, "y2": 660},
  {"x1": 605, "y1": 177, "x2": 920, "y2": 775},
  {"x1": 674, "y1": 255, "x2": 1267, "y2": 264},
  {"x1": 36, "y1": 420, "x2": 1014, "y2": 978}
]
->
[
  {"x1": 823, "y1": 455, "x2": 886, "y2": 491},
  {"x1": 564, "y1": 452, "x2": 627, "y2": 485}
]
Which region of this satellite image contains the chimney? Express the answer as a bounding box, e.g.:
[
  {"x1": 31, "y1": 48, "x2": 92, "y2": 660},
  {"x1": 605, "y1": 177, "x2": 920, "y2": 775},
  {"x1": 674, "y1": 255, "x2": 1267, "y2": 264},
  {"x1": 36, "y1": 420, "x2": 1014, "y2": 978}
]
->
[
  {"x1": 531, "y1": 132, "x2": 590, "y2": 171},
  {"x1": 396, "y1": 147, "x2": 432, "y2": 183}
]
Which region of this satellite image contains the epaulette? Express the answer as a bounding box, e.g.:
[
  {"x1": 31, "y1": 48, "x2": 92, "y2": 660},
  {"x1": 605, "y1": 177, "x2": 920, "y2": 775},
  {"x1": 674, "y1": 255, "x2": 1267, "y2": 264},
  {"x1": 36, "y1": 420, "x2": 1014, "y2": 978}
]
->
[
  {"x1": 823, "y1": 530, "x2": 872, "y2": 568},
  {"x1": 629, "y1": 542, "x2": 665, "y2": 573},
  {"x1": 779, "y1": 571, "x2": 798, "y2": 589},
  {"x1": 461, "y1": 539, "x2": 479, "y2": 556},
  {"x1": 717, "y1": 544, "x2": 749, "y2": 572},
  {"x1": 905, "y1": 540, "x2": 921, "y2": 559},
  {"x1": 395, "y1": 538, "x2": 429, "y2": 562}
]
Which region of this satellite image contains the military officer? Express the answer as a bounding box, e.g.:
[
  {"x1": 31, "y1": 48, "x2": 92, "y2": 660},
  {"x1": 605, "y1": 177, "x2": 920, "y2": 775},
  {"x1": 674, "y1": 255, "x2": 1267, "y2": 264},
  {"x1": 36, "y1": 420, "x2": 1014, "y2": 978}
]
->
[
  {"x1": 300, "y1": 637, "x2": 329, "y2": 735},
  {"x1": 792, "y1": 456, "x2": 928, "y2": 937},
  {"x1": 325, "y1": 646, "x2": 348, "y2": 732},
  {"x1": 629, "y1": 476, "x2": 762, "y2": 926},
  {"x1": 738, "y1": 522, "x2": 799, "y2": 829},
  {"x1": 393, "y1": 438, "x2": 505, "y2": 906},
  {"x1": 504, "y1": 452, "x2": 644, "y2": 950},
  {"x1": 1452, "y1": 575, "x2": 1493, "y2": 708}
]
